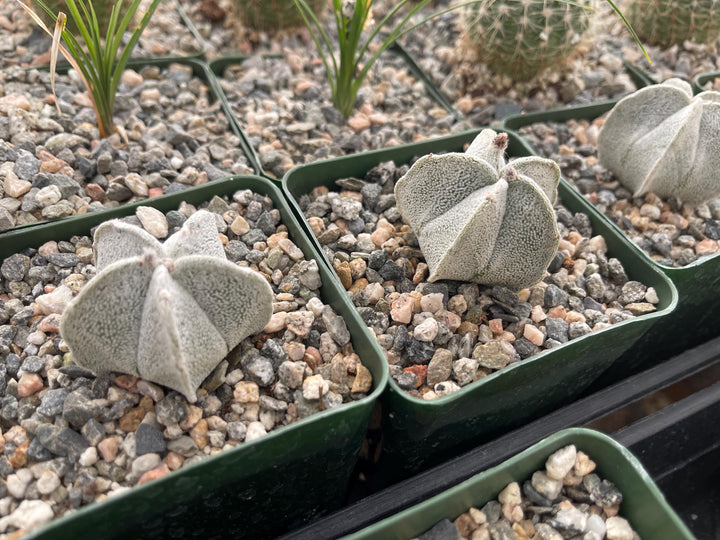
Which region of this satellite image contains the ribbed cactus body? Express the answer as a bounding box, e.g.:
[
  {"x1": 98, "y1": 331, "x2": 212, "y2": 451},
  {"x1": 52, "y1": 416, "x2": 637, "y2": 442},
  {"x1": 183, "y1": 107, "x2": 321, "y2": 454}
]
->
[
  {"x1": 598, "y1": 78, "x2": 720, "y2": 205},
  {"x1": 395, "y1": 129, "x2": 561, "y2": 290},
  {"x1": 60, "y1": 210, "x2": 274, "y2": 402},
  {"x1": 463, "y1": 0, "x2": 593, "y2": 81},
  {"x1": 627, "y1": 0, "x2": 720, "y2": 47},
  {"x1": 234, "y1": 0, "x2": 327, "y2": 30}
]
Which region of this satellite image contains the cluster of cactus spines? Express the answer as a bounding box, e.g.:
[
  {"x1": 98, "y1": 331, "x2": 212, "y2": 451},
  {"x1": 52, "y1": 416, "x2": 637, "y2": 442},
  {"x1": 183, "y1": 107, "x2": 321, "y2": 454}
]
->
[
  {"x1": 233, "y1": 0, "x2": 327, "y2": 31},
  {"x1": 395, "y1": 129, "x2": 560, "y2": 290},
  {"x1": 462, "y1": 0, "x2": 594, "y2": 81},
  {"x1": 598, "y1": 78, "x2": 720, "y2": 205},
  {"x1": 60, "y1": 210, "x2": 274, "y2": 402},
  {"x1": 626, "y1": 0, "x2": 720, "y2": 48}
]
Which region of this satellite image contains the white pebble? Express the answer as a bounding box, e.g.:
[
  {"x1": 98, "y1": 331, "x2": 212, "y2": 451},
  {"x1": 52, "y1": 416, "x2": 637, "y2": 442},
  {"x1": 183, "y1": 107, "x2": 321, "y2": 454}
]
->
[
  {"x1": 78, "y1": 446, "x2": 98, "y2": 467},
  {"x1": 306, "y1": 296, "x2": 325, "y2": 317},
  {"x1": 136, "y1": 206, "x2": 169, "y2": 239},
  {"x1": 5, "y1": 500, "x2": 54, "y2": 532},
  {"x1": 132, "y1": 453, "x2": 162, "y2": 475},
  {"x1": 414, "y1": 317, "x2": 439, "y2": 342},
  {"x1": 302, "y1": 374, "x2": 329, "y2": 400},
  {"x1": 245, "y1": 421, "x2": 267, "y2": 442},
  {"x1": 35, "y1": 285, "x2": 74, "y2": 315},
  {"x1": 35, "y1": 185, "x2": 62, "y2": 208},
  {"x1": 6, "y1": 469, "x2": 33, "y2": 499},
  {"x1": 545, "y1": 444, "x2": 577, "y2": 480},
  {"x1": 36, "y1": 471, "x2": 61, "y2": 495},
  {"x1": 605, "y1": 516, "x2": 635, "y2": 540}
]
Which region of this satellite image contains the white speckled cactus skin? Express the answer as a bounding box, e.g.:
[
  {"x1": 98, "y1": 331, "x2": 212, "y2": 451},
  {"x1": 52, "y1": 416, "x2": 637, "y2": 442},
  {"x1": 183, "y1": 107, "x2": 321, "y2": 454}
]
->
[
  {"x1": 60, "y1": 210, "x2": 274, "y2": 402},
  {"x1": 598, "y1": 78, "x2": 720, "y2": 205},
  {"x1": 395, "y1": 129, "x2": 560, "y2": 290}
]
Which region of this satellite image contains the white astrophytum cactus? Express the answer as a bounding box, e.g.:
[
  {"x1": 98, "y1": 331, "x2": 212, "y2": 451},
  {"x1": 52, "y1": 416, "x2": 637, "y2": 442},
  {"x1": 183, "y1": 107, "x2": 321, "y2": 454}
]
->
[
  {"x1": 598, "y1": 78, "x2": 720, "y2": 205},
  {"x1": 394, "y1": 129, "x2": 561, "y2": 291},
  {"x1": 60, "y1": 210, "x2": 274, "y2": 402}
]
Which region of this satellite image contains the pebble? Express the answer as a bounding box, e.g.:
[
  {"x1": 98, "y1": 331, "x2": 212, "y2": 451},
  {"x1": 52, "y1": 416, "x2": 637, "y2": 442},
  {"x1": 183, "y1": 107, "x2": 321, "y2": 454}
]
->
[{"x1": 136, "y1": 207, "x2": 169, "y2": 239}]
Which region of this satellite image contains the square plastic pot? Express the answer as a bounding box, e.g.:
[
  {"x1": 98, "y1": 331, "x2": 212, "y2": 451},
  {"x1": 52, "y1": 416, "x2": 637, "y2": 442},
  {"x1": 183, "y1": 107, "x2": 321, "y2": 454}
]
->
[
  {"x1": 504, "y1": 102, "x2": 720, "y2": 382},
  {"x1": 2, "y1": 175, "x2": 387, "y2": 540},
  {"x1": 3, "y1": 56, "x2": 260, "y2": 236},
  {"x1": 208, "y1": 52, "x2": 464, "y2": 182},
  {"x1": 344, "y1": 428, "x2": 694, "y2": 540},
  {"x1": 282, "y1": 130, "x2": 677, "y2": 483}
]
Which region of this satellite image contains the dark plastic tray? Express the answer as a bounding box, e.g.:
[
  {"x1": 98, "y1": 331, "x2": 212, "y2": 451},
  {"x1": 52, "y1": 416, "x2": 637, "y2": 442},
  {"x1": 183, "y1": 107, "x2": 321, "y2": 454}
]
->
[
  {"x1": 282, "y1": 129, "x2": 677, "y2": 484},
  {"x1": 3, "y1": 175, "x2": 388, "y2": 540},
  {"x1": 504, "y1": 102, "x2": 720, "y2": 380},
  {"x1": 281, "y1": 335, "x2": 720, "y2": 539},
  {"x1": 694, "y1": 70, "x2": 720, "y2": 93},
  {"x1": 616, "y1": 379, "x2": 720, "y2": 540}
]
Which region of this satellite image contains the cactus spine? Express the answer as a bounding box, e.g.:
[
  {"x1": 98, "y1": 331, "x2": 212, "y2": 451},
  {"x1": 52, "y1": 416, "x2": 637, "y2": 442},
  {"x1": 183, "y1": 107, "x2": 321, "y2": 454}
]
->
[
  {"x1": 462, "y1": 0, "x2": 594, "y2": 81},
  {"x1": 234, "y1": 0, "x2": 327, "y2": 31},
  {"x1": 627, "y1": 0, "x2": 720, "y2": 48}
]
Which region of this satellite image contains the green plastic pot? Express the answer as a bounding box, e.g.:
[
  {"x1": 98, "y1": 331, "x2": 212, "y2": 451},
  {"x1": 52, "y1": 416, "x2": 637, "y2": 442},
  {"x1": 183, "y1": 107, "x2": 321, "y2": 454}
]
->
[
  {"x1": 504, "y1": 102, "x2": 720, "y2": 381},
  {"x1": 344, "y1": 428, "x2": 694, "y2": 540},
  {"x1": 209, "y1": 51, "x2": 462, "y2": 182},
  {"x1": 2, "y1": 175, "x2": 387, "y2": 540},
  {"x1": 4, "y1": 57, "x2": 260, "y2": 235},
  {"x1": 693, "y1": 70, "x2": 720, "y2": 94},
  {"x1": 282, "y1": 130, "x2": 677, "y2": 483}
]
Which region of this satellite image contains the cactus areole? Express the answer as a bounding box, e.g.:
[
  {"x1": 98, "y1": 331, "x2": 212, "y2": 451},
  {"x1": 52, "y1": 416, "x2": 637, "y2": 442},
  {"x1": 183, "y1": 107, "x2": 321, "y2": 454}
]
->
[
  {"x1": 394, "y1": 129, "x2": 560, "y2": 290},
  {"x1": 60, "y1": 210, "x2": 274, "y2": 402},
  {"x1": 598, "y1": 78, "x2": 720, "y2": 205}
]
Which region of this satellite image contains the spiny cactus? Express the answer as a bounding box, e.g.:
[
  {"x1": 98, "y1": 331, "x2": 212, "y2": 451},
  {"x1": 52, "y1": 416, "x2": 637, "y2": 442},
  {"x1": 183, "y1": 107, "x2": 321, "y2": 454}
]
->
[
  {"x1": 60, "y1": 210, "x2": 274, "y2": 402},
  {"x1": 395, "y1": 129, "x2": 560, "y2": 290},
  {"x1": 233, "y1": 0, "x2": 327, "y2": 30},
  {"x1": 598, "y1": 78, "x2": 720, "y2": 205},
  {"x1": 462, "y1": 0, "x2": 594, "y2": 81},
  {"x1": 626, "y1": 0, "x2": 720, "y2": 48}
]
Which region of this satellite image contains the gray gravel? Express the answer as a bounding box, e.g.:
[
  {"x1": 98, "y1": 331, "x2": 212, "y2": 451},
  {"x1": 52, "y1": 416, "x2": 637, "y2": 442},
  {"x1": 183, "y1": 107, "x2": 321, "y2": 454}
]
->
[
  {"x1": 0, "y1": 0, "x2": 203, "y2": 70},
  {"x1": 0, "y1": 189, "x2": 372, "y2": 535},
  {"x1": 0, "y1": 63, "x2": 253, "y2": 232},
  {"x1": 421, "y1": 445, "x2": 640, "y2": 540}
]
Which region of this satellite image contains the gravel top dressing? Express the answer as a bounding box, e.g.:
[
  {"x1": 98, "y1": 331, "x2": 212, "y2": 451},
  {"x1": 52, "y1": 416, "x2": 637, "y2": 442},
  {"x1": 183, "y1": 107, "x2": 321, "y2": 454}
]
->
[
  {"x1": 418, "y1": 444, "x2": 640, "y2": 540},
  {"x1": 0, "y1": 189, "x2": 372, "y2": 536},
  {"x1": 0, "y1": 63, "x2": 253, "y2": 232}
]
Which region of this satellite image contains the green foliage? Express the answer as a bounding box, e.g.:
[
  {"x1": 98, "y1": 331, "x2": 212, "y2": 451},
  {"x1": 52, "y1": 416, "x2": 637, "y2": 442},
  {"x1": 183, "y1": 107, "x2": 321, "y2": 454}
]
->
[
  {"x1": 463, "y1": 0, "x2": 594, "y2": 82},
  {"x1": 234, "y1": 0, "x2": 327, "y2": 30},
  {"x1": 626, "y1": 0, "x2": 720, "y2": 47},
  {"x1": 61, "y1": 210, "x2": 274, "y2": 402},
  {"x1": 19, "y1": 0, "x2": 161, "y2": 138},
  {"x1": 394, "y1": 129, "x2": 560, "y2": 290},
  {"x1": 33, "y1": 0, "x2": 133, "y2": 36}
]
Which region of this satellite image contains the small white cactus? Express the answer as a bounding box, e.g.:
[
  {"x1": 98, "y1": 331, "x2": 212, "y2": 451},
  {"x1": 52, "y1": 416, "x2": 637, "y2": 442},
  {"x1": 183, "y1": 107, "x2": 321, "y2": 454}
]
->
[
  {"x1": 394, "y1": 129, "x2": 560, "y2": 290},
  {"x1": 598, "y1": 78, "x2": 720, "y2": 205},
  {"x1": 60, "y1": 210, "x2": 274, "y2": 402}
]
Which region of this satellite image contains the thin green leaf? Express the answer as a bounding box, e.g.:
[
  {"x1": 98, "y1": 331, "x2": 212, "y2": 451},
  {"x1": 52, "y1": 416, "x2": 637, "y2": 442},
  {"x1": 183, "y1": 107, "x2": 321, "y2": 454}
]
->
[
  {"x1": 294, "y1": 0, "x2": 338, "y2": 80},
  {"x1": 604, "y1": 0, "x2": 651, "y2": 64}
]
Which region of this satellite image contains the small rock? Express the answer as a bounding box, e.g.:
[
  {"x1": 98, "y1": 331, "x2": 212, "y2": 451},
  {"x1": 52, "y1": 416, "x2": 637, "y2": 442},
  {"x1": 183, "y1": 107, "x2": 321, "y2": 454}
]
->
[{"x1": 136, "y1": 206, "x2": 169, "y2": 239}]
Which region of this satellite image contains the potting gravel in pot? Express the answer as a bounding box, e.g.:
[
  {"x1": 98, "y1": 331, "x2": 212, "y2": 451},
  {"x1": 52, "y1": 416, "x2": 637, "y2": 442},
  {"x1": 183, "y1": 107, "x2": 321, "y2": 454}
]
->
[
  {"x1": 0, "y1": 0, "x2": 204, "y2": 70},
  {"x1": 0, "y1": 179, "x2": 379, "y2": 538},
  {"x1": 298, "y1": 129, "x2": 659, "y2": 401},
  {"x1": 345, "y1": 429, "x2": 694, "y2": 540},
  {"x1": 214, "y1": 51, "x2": 464, "y2": 179},
  {"x1": 0, "y1": 61, "x2": 253, "y2": 232}
]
